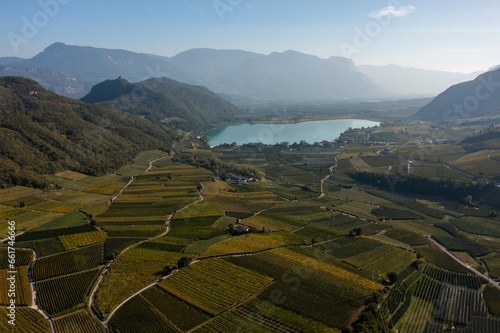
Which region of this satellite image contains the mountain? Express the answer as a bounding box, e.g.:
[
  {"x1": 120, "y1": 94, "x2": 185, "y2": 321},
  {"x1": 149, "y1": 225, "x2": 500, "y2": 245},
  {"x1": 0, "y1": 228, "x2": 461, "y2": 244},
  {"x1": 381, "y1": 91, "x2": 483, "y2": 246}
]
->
[
  {"x1": 1, "y1": 43, "x2": 385, "y2": 103},
  {"x1": 0, "y1": 76, "x2": 176, "y2": 188},
  {"x1": 81, "y1": 77, "x2": 238, "y2": 132},
  {"x1": 171, "y1": 49, "x2": 385, "y2": 102},
  {"x1": 0, "y1": 65, "x2": 88, "y2": 98},
  {"x1": 357, "y1": 64, "x2": 482, "y2": 97},
  {"x1": 169, "y1": 48, "x2": 264, "y2": 84},
  {"x1": 417, "y1": 68, "x2": 500, "y2": 121},
  {"x1": 0, "y1": 57, "x2": 25, "y2": 65},
  {"x1": 1, "y1": 43, "x2": 191, "y2": 98}
]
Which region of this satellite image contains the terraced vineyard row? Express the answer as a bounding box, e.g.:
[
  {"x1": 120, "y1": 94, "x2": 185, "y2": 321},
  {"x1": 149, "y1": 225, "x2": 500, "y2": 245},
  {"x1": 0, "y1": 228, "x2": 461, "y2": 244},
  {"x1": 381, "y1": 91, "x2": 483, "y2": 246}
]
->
[
  {"x1": 33, "y1": 243, "x2": 103, "y2": 280},
  {"x1": 201, "y1": 234, "x2": 285, "y2": 257},
  {"x1": 94, "y1": 249, "x2": 185, "y2": 317},
  {"x1": 256, "y1": 248, "x2": 380, "y2": 294},
  {"x1": 37, "y1": 268, "x2": 101, "y2": 315},
  {"x1": 0, "y1": 248, "x2": 33, "y2": 268},
  {"x1": 413, "y1": 275, "x2": 442, "y2": 302},
  {"x1": 159, "y1": 258, "x2": 273, "y2": 314},
  {"x1": 59, "y1": 230, "x2": 106, "y2": 250},
  {"x1": 194, "y1": 311, "x2": 275, "y2": 333},
  {"x1": 397, "y1": 296, "x2": 434, "y2": 333},
  {"x1": 483, "y1": 285, "x2": 500, "y2": 315},
  {"x1": 109, "y1": 294, "x2": 178, "y2": 333},
  {"x1": 141, "y1": 286, "x2": 211, "y2": 331},
  {"x1": 0, "y1": 307, "x2": 50, "y2": 332},
  {"x1": 0, "y1": 266, "x2": 32, "y2": 306},
  {"x1": 233, "y1": 306, "x2": 304, "y2": 333},
  {"x1": 53, "y1": 310, "x2": 104, "y2": 333},
  {"x1": 423, "y1": 264, "x2": 485, "y2": 289},
  {"x1": 432, "y1": 283, "x2": 488, "y2": 325}
]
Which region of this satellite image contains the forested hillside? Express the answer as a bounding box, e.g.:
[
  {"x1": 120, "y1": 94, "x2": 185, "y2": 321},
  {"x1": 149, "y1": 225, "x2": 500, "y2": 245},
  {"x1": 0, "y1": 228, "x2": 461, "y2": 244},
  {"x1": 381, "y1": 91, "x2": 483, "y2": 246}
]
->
[
  {"x1": 81, "y1": 77, "x2": 238, "y2": 131},
  {"x1": 0, "y1": 77, "x2": 176, "y2": 188}
]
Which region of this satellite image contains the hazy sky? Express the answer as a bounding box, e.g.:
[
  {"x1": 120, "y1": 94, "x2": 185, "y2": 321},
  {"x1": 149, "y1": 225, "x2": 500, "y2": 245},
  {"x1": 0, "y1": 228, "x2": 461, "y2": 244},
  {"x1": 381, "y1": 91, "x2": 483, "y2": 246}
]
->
[{"x1": 2, "y1": 0, "x2": 499, "y2": 73}]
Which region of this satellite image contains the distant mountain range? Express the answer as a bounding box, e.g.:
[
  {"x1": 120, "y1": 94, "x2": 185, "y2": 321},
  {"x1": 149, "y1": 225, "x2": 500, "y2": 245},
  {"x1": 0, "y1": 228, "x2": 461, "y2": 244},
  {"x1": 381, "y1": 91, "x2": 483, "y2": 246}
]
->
[
  {"x1": 417, "y1": 68, "x2": 500, "y2": 121},
  {"x1": 0, "y1": 76, "x2": 176, "y2": 188},
  {"x1": 357, "y1": 65, "x2": 482, "y2": 98},
  {"x1": 1, "y1": 42, "x2": 484, "y2": 104},
  {"x1": 81, "y1": 77, "x2": 238, "y2": 132}
]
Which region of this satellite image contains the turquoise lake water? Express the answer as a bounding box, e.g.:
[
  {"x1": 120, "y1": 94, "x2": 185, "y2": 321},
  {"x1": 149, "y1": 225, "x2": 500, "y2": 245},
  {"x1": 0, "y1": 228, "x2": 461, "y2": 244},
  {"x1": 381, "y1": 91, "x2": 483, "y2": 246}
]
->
[{"x1": 205, "y1": 119, "x2": 379, "y2": 145}]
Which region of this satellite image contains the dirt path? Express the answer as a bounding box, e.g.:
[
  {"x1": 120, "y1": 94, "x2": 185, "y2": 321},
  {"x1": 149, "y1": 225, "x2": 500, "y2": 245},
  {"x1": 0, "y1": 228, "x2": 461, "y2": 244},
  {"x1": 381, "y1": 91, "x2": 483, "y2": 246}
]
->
[
  {"x1": 428, "y1": 236, "x2": 500, "y2": 288},
  {"x1": 318, "y1": 161, "x2": 338, "y2": 199}
]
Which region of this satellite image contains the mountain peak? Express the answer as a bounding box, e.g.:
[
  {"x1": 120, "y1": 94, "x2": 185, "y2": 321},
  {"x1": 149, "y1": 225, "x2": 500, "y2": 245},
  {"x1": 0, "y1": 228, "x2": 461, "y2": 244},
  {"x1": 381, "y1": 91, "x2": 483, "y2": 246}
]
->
[
  {"x1": 81, "y1": 77, "x2": 133, "y2": 103},
  {"x1": 44, "y1": 42, "x2": 67, "y2": 52}
]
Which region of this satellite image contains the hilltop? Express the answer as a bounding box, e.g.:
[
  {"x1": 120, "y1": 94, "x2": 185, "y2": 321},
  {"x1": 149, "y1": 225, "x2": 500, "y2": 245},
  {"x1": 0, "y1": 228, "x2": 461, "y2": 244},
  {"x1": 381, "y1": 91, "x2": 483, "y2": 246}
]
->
[
  {"x1": 81, "y1": 77, "x2": 238, "y2": 132},
  {"x1": 0, "y1": 77, "x2": 175, "y2": 188}
]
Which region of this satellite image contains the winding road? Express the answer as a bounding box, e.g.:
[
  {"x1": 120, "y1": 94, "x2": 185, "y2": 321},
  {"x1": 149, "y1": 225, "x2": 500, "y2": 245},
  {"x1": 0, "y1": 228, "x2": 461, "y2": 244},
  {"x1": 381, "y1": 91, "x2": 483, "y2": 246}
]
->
[
  {"x1": 26, "y1": 248, "x2": 55, "y2": 333},
  {"x1": 318, "y1": 160, "x2": 338, "y2": 199}
]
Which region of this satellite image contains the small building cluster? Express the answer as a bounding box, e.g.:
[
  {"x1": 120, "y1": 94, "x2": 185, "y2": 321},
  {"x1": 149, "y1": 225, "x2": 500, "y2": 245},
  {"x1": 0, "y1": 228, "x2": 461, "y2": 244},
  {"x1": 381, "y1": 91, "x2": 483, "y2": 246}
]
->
[{"x1": 226, "y1": 176, "x2": 254, "y2": 185}]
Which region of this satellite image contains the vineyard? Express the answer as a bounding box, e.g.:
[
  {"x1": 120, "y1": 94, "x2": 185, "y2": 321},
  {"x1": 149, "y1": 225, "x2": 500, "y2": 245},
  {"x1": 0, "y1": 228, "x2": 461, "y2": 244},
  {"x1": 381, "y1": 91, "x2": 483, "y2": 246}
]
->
[
  {"x1": 194, "y1": 311, "x2": 274, "y2": 333},
  {"x1": 59, "y1": 230, "x2": 106, "y2": 250},
  {"x1": 417, "y1": 247, "x2": 469, "y2": 273},
  {"x1": 484, "y1": 285, "x2": 500, "y2": 316},
  {"x1": 141, "y1": 286, "x2": 211, "y2": 331},
  {"x1": 0, "y1": 266, "x2": 32, "y2": 306},
  {"x1": 37, "y1": 268, "x2": 101, "y2": 314},
  {"x1": 432, "y1": 283, "x2": 487, "y2": 325},
  {"x1": 423, "y1": 264, "x2": 485, "y2": 289},
  {"x1": 108, "y1": 294, "x2": 179, "y2": 333},
  {"x1": 201, "y1": 234, "x2": 285, "y2": 258},
  {"x1": 384, "y1": 228, "x2": 428, "y2": 246},
  {"x1": 381, "y1": 262, "x2": 495, "y2": 332},
  {"x1": 0, "y1": 307, "x2": 50, "y2": 333},
  {"x1": 321, "y1": 236, "x2": 384, "y2": 259},
  {"x1": 256, "y1": 248, "x2": 380, "y2": 294},
  {"x1": 241, "y1": 298, "x2": 339, "y2": 332},
  {"x1": 94, "y1": 249, "x2": 185, "y2": 317},
  {"x1": 0, "y1": 248, "x2": 33, "y2": 268},
  {"x1": 33, "y1": 243, "x2": 103, "y2": 280},
  {"x1": 53, "y1": 310, "x2": 104, "y2": 333},
  {"x1": 1, "y1": 145, "x2": 500, "y2": 333},
  {"x1": 158, "y1": 258, "x2": 273, "y2": 314}
]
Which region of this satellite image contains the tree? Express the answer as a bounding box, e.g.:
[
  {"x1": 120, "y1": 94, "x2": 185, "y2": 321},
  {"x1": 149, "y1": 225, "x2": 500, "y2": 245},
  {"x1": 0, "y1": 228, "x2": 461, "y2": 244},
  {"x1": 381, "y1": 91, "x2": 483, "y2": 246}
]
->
[
  {"x1": 387, "y1": 271, "x2": 399, "y2": 284},
  {"x1": 177, "y1": 257, "x2": 191, "y2": 269}
]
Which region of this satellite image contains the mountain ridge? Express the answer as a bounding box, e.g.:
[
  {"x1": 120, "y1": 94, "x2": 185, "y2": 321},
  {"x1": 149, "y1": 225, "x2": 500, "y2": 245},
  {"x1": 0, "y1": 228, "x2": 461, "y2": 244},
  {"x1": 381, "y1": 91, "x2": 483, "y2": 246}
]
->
[{"x1": 417, "y1": 68, "x2": 500, "y2": 121}]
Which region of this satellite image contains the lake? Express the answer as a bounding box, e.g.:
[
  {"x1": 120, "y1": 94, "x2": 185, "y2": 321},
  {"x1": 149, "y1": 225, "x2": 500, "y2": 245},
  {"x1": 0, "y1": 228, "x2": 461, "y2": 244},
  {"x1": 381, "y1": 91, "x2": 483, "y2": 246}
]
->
[{"x1": 205, "y1": 118, "x2": 379, "y2": 145}]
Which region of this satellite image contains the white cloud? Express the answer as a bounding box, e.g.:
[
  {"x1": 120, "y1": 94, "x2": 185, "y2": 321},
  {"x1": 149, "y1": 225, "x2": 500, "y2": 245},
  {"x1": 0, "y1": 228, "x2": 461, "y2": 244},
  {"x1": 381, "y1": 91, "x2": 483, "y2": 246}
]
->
[{"x1": 368, "y1": 5, "x2": 415, "y2": 18}]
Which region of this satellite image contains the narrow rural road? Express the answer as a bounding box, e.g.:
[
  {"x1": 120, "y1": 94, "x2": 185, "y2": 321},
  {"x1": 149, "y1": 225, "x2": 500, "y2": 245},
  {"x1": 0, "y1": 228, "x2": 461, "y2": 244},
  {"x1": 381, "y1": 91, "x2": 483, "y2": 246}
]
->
[
  {"x1": 88, "y1": 154, "x2": 170, "y2": 328},
  {"x1": 318, "y1": 161, "x2": 338, "y2": 199},
  {"x1": 441, "y1": 162, "x2": 475, "y2": 180},
  {"x1": 98, "y1": 191, "x2": 205, "y2": 329},
  {"x1": 427, "y1": 236, "x2": 500, "y2": 288},
  {"x1": 25, "y1": 248, "x2": 55, "y2": 333}
]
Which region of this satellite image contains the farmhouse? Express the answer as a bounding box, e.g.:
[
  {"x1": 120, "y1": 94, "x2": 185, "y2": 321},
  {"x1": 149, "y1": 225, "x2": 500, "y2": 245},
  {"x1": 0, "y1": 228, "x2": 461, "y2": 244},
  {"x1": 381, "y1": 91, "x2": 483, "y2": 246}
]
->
[{"x1": 234, "y1": 224, "x2": 250, "y2": 233}]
